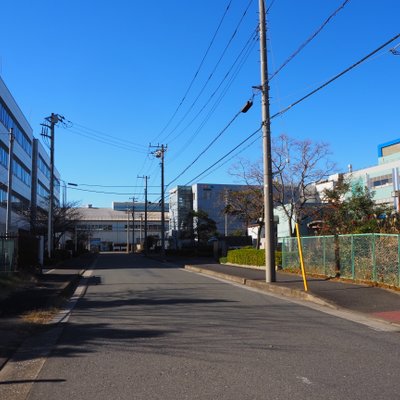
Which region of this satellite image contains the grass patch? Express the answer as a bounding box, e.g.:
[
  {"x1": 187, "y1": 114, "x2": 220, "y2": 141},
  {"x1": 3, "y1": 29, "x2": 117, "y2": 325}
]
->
[{"x1": 21, "y1": 307, "x2": 60, "y2": 325}]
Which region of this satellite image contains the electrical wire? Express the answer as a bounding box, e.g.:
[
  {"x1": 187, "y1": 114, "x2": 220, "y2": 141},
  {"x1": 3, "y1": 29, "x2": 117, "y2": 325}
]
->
[
  {"x1": 153, "y1": 0, "x2": 233, "y2": 141},
  {"x1": 167, "y1": 102, "x2": 249, "y2": 187},
  {"x1": 269, "y1": 0, "x2": 351, "y2": 81},
  {"x1": 67, "y1": 183, "x2": 159, "y2": 188},
  {"x1": 67, "y1": 186, "x2": 160, "y2": 196},
  {"x1": 272, "y1": 33, "x2": 400, "y2": 119},
  {"x1": 168, "y1": 26, "x2": 259, "y2": 148},
  {"x1": 184, "y1": 125, "x2": 262, "y2": 186},
  {"x1": 174, "y1": 33, "x2": 400, "y2": 188},
  {"x1": 68, "y1": 128, "x2": 146, "y2": 154},
  {"x1": 62, "y1": 121, "x2": 148, "y2": 153},
  {"x1": 195, "y1": 134, "x2": 260, "y2": 182},
  {"x1": 160, "y1": 0, "x2": 255, "y2": 143}
]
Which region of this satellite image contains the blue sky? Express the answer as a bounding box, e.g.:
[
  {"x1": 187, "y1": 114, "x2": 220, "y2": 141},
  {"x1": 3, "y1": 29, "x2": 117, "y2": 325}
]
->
[{"x1": 1, "y1": 0, "x2": 399, "y2": 207}]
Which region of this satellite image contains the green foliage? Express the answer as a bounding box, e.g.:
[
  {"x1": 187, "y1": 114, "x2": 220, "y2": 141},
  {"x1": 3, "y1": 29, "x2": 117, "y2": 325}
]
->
[
  {"x1": 321, "y1": 180, "x2": 392, "y2": 235},
  {"x1": 227, "y1": 249, "x2": 264, "y2": 266},
  {"x1": 189, "y1": 210, "x2": 218, "y2": 244},
  {"x1": 226, "y1": 248, "x2": 282, "y2": 267},
  {"x1": 275, "y1": 250, "x2": 282, "y2": 267}
]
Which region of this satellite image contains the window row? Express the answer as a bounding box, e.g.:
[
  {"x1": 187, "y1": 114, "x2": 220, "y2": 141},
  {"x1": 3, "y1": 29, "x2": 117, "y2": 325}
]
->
[
  {"x1": 370, "y1": 174, "x2": 392, "y2": 188},
  {"x1": 76, "y1": 223, "x2": 165, "y2": 232},
  {"x1": 38, "y1": 155, "x2": 50, "y2": 179},
  {"x1": 38, "y1": 180, "x2": 50, "y2": 198},
  {"x1": 0, "y1": 143, "x2": 8, "y2": 168},
  {"x1": 12, "y1": 158, "x2": 31, "y2": 187},
  {"x1": 0, "y1": 100, "x2": 32, "y2": 156}
]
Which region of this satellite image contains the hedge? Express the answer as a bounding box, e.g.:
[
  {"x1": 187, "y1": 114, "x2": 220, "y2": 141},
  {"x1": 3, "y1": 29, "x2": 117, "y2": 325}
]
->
[{"x1": 226, "y1": 248, "x2": 282, "y2": 267}]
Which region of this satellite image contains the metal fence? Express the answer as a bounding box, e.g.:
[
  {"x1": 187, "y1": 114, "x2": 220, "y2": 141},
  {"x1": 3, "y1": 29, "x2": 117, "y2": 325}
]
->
[
  {"x1": 282, "y1": 233, "x2": 400, "y2": 288},
  {"x1": 0, "y1": 235, "x2": 17, "y2": 273}
]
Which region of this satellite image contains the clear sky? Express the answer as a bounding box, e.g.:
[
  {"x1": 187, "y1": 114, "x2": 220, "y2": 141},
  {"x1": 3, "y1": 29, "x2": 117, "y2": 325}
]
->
[{"x1": 1, "y1": 0, "x2": 399, "y2": 207}]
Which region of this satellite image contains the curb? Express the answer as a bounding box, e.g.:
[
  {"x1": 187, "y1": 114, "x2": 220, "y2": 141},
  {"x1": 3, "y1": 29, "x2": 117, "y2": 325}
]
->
[
  {"x1": 44, "y1": 269, "x2": 86, "y2": 310},
  {"x1": 184, "y1": 265, "x2": 336, "y2": 309}
]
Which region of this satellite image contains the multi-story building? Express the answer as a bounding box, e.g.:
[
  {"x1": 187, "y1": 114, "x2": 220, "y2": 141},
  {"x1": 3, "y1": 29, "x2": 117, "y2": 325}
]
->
[
  {"x1": 0, "y1": 76, "x2": 59, "y2": 232},
  {"x1": 315, "y1": 138, "x2": 400, "y2": 210},
  {"x1": 168, "y1": 183, "x2": 253, "y2": 245}
]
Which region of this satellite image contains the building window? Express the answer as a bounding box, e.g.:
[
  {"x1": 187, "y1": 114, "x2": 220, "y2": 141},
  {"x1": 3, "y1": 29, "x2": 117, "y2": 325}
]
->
[
  {"x1": 0, "y1": 99, "x2": 32, "y2": 156},
  {"x1": 370, "y1": 174, "x2": 392, "y2": 188},
  {"x1": 0, "y1": 143, "x2": 8, "y2": 168},
  {"x1": 38, "y1": 155, "x2": 50, "y2": 179},
  {"x1": 12, "y1": 158, "x2": 31, "y2": 187},
  {"x1": 38, "y1": 180, "x2": 49, "y2": 198}
]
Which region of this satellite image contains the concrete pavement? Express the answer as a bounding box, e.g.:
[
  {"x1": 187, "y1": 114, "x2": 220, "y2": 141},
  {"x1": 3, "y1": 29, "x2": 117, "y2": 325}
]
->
[
  {"x1": 0, "y1": 253, "x2": 96, "y2": 370},
  {"x1": 181, "y1": 260, "x2": 400, "y2": 327},
  {"x1": 1, "y1": 252, "x2": 400, "y2": 373}
]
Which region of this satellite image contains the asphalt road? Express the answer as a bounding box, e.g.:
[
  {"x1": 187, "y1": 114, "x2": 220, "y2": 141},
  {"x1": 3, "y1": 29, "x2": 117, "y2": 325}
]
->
[{"x1": 18, "y1": 254, "x2": 400, "y2": 399}]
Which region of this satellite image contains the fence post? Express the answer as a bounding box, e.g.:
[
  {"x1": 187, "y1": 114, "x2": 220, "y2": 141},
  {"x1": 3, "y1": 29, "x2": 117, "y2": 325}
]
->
[
  {"x1": 351, "y1": 235, "x2": 355, "y2": 279},
  {"x1": 372, "y1": 234, "x2": 376, "y2": 282},
  {"x1": 398, "y1": 235, "x2": 400, "y2": 287}
]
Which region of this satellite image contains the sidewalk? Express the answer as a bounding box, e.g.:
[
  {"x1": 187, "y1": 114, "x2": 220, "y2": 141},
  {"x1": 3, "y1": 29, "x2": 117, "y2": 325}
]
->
[
  {"x1": 0, "y1": 253, "x2": 96, "y2": 371},
  {"x1": 178, "y1": 259, "x2": 400, "y2": 327}
]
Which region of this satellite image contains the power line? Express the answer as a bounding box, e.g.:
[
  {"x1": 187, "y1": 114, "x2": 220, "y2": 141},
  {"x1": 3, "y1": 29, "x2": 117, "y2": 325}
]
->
[
  {"x1": 272, "y1": 32, "x2": 400, "y2": 119},
  {"x1": 168, "y1": 27, "x2": 259, "y2": 147},
  {"x1": 167, "y1": 98, "x2": 253, "y2": 187},
  {"x1": 160, "y1": 0, "x2": 255, "y2": 143},
  {"x1": 176, "y1": 33, "x2": 400, "y2": 188},
  {"x1": 184, "y1": 125, "x2": 262, "y2": 186},
  {"x1": 67, "y1": 183, "x2": 159, "y2": 188},
  {"x1": 270, "y1": 0, "x2": 351, "y2": 81},
  {"x1": 67, "y1": 186, "x2": 160, "y2": 196},
  {"x1": 62, "y1": 121, "x2": 148, "y2": 153},
  {"x1": 153, "y1": 0, "x2": 233, "y2": 141}
]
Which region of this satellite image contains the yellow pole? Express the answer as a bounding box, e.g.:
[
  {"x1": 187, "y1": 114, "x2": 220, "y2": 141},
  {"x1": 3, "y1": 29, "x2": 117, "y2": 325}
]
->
[{"x1": 295, "y1": 222, "x2": 308, "y2": 292}]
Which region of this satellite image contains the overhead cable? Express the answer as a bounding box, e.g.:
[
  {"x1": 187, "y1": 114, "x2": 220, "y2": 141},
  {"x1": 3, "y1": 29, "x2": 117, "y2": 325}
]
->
[
  {"x1": 154, "y1": 0, "x2": 233, "y2": 141},
  {"x1": 272, "y1": 33, "x2": 400, "y2": 118},
  {"x1": 169, "y1": 27, "x2": 259, "y2": 147},
  {"x1": 161, "y1": 0, "x2": 255, "y2": 142},
  {"x1": 184, "y1": 125, "x2": 262, "y2": 186},
  {"x1": 270, "y1": 0, "x2": 351, "y2": 81}
]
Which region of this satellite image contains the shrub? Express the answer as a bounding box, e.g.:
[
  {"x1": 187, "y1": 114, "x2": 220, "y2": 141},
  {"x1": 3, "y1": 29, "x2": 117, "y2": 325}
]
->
[{"x1": 227, "y1": 248, "x2": 282, "y2": 267}]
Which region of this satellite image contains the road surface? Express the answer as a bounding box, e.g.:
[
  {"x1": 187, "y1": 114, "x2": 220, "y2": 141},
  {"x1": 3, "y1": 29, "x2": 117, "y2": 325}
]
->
[{"x1": 5, "y1": 253, "x2": 400, "y2": 399}]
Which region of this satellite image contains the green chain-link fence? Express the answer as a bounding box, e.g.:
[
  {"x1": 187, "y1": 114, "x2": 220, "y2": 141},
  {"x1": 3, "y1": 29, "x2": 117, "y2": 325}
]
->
[{"x1": 282, "y1": 233, "x2": 400, "y2": 288}]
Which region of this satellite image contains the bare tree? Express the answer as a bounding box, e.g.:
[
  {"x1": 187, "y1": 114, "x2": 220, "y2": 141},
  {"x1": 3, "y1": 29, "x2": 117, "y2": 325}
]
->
[
  {"x1": 229, "y1": 134, "x2": 336, "y2": 239},
  {"x1": 20, "y1": 200, "x2": 82, "y2": 249},
  {"x1": 272, "y1": 134, "x2": 336, "y2": 236},
  {"x1": 228, "y1": 159, "x2": 264, "y2": 248}
]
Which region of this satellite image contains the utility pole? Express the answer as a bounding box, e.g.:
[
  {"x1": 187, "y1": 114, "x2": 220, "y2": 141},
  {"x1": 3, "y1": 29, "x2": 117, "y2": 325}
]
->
[
  {"x1": 41, "y1": 113, "x2": 64, "y2": 259},
  {"x1": 259, "y1": 0, "x2": 276, "y2": 282},
  {"x1": 126, "y1": 208, "x2": 130, "y2": 253},
  {"x1": 138, "y1": 175, "x2": 149, "y2": 255},
  {"x1": 130, "y1": 197, "x2": 135, "y2": 253},
  {"x1": 5, "y1": 128, "x2": 14, "y2": 236},
  {"x1": 150, "y1": 144, "x2": 167, "y2": 257}
]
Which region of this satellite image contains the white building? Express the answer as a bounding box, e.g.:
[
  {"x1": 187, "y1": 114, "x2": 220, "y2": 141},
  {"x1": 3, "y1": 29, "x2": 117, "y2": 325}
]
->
[
  {"x1": 74, "y1": 205, "x2": 169, "y2": 251},
  {"x1": 0, "y1": 76, "x2": 59, "y2": 233}
]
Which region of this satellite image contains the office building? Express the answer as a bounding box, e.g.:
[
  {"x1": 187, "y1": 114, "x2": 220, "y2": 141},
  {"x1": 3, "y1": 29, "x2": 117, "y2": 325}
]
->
[{"x1": 0, "y1": 76, "x2": 59, "y2": 232}]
